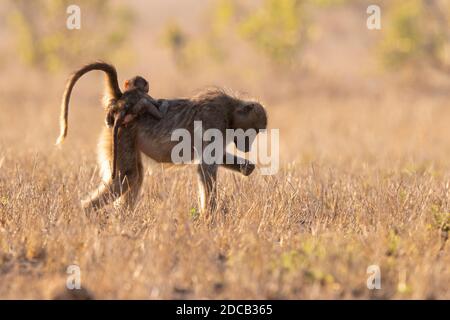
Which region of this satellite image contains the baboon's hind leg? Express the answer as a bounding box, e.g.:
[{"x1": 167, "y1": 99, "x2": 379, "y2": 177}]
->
[
  {"x1": 81, "y1": 176, "x2": 131, "y2": 212},
  {"x1": 82, "y1": 126, "x2": 143, "y2": 213},
  {"x1": 113, "y1": 161, "x2": 144, "y2": 211},
  {"x1": 197, "y1": 163, "x2": 218, "y2": 218}
]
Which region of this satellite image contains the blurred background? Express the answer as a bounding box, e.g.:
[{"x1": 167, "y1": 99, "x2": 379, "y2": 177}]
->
[{"x1": 0, "y1": 0, "x2": 449, "y2": 166}]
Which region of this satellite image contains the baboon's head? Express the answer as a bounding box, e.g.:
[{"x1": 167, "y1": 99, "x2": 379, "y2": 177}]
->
[
  {"x1": 194, "y1": 89, "x2": 268, "y2": 152},
  {"x1": 124, "y1": 76, "x2": 149, "y2": 93},
  {"x1": 231, "y1": 100, "x2": 267, "y2": 152}
]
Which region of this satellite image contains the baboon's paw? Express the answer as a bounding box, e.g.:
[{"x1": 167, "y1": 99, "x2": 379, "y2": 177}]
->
[{"x1": 240, "y1": 161, "x2": 255, "y2": 176}]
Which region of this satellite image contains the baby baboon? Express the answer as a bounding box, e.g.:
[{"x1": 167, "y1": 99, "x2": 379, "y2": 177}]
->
[
  {"x1": 105, "y1": 76, "x2": 163, "y2": 179},
  {"x1": 56, "y1": 62, "x2": 162, "y2": 211},
  {"x1": 105, "y1": 75, "x2": 162, "y2": 128}
]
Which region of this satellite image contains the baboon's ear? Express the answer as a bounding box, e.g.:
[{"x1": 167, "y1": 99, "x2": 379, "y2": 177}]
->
[{"x1": 124, "y1": 79, "x2": 130, "y2": 89}]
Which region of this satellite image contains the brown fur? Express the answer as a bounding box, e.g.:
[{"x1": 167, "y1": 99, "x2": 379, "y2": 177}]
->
[{"x1": 56, "y1": 62, "x2": 122, "y2": 145}]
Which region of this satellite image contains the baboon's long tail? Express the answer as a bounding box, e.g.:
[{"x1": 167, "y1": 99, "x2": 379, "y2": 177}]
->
[{"x1": 56, "y1": 62, "x2": 123, "y2": 145}]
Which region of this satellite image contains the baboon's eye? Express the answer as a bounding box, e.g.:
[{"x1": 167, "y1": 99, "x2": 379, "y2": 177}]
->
[{"x1": 238, "y1": 104, "x2": 253, "y2": 114}]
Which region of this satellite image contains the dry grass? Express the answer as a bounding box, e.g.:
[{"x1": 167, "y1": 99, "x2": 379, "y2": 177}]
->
[{"x1": 0, "y1": 82, "x2": 448, "y2": 299}]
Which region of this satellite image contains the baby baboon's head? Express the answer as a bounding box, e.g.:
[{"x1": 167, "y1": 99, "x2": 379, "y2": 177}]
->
[{"x1": 124, "y1": 76, "x2": 149, "y2": 93}]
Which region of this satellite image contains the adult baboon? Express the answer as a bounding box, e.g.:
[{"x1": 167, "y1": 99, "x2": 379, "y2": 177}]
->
[
  {"x1": 82, "y1": 89, "x2": 267, "y2": 215},
  {"x1": 58, "y1": 64, "x2": 267, "y2": 214}
]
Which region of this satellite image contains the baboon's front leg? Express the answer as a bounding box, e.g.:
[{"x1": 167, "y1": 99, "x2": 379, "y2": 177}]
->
[
  {"x1": 221, "y1": 153, "x2": 255, "y2": 176},
  {"x1": 197, "y1": 163, "x2": 218, "y2": 216}
]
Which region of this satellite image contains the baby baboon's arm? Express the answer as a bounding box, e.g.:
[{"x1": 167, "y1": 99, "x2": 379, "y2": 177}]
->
[
  {"x1": 123, "y1": 97, "x2": 163, "y2": 125},
  {"x1": 106, "y1": 97, "x2": 163, "y2": 127}
]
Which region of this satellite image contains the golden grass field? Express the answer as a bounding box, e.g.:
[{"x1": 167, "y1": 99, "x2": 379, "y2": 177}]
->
[{"x1": 0, "y1": 0, "x2": 449, "y2": 299}]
